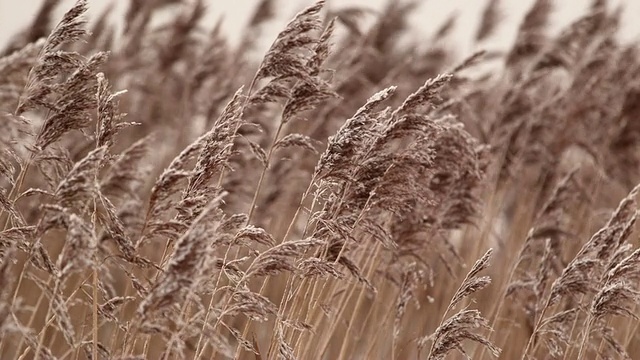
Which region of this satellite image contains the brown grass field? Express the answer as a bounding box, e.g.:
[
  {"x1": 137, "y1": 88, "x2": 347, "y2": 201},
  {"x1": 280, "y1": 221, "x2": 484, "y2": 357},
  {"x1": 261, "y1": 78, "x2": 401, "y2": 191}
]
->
[{"x1": 1, "y1": 0, "x2": 640, "y2": 359}]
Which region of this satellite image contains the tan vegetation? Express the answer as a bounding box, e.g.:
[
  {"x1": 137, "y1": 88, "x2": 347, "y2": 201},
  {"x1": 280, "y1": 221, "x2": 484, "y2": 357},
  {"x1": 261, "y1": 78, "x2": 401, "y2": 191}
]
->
[{"x1": 1, "y1": 0, "x2": 640, "y2": 359}]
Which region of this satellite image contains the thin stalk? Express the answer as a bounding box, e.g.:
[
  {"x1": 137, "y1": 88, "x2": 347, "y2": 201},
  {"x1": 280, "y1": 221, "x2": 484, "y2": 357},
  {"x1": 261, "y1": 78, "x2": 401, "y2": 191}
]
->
[
  {"x1": 0, "y1": 93, "x2": 50, "y2": 230},
  {"x1": 521, "y1": 296, "x2": 551, "y2": 360},
  {"x1": 279, "y1": 278, "x2": 311, "y2": 346},
  {"x1": 364, "y1": 297, "x2": 395, "y2": 359},
  {"x1": 92, "y1": 263, "x2": 99, "y2": 360},
  {"x1": 295, "y1": 191, "x2": 377, "y2": 346},
  {"x1": 91, "y1": 194, "x2": 99, "y2": 360},
  {"x1": 240, "y1": 178, "x2": 320, "y2": 357},
  {"x1": 336, "y1": 242, "x2": 382, "y2": 360},
  {"x1": 562, "y1": 294, "x2": 587, "y2": 360},
  {"x1": 246, "y1": 118, "x2": 285, "y2": 223},
  {"x1": 137, "y1": 238, "x2": 174, "y2": 358},
  {"x1": 313, "y1": 237, "x2": 378, "y2": 357},
  {"x1": 5, "y1": 259, "x2": 37, "y2": 352},
  {"x1": 576, "y1": 315, "x2": 594, "y2": 360},
  {"x1": 162, "y1": 300, "x2": 194, "y2": 360},
  {"x1": 193, "y1": 76, "x2": 259, "y2": 360},
  {"x1": 33, "y1": 279, "x2": 61, "y2": 360},
  {"x1": 16, "y1": 273, "x2": 92, "y2": 359},
  {"x1": 623, "y1": 305, "x2": 640, "y2": 347}
]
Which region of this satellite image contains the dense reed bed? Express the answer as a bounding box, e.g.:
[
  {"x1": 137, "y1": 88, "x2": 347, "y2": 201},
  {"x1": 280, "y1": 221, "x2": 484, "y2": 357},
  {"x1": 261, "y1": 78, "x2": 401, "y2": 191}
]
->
[{"x1": 1, "y1": 0, "x2": 640, "y2": 358}]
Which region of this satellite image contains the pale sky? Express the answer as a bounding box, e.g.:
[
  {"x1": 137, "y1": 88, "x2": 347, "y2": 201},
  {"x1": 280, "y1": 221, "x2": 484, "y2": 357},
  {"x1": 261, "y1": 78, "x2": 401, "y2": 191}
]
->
[{"x1": 1, "y1": 0, "x2": 639, "y2": 56}]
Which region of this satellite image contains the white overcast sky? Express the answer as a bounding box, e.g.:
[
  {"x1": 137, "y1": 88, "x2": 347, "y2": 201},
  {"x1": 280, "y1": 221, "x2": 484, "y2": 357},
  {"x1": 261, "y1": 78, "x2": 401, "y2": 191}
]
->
[{"x1": 1, "y1": 0, "x2": 639, "y2": 56}]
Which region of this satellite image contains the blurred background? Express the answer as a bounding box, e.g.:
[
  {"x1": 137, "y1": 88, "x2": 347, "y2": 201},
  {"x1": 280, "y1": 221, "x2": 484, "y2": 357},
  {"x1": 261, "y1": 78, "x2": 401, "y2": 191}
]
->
[{"x1": 2, "y1": 0, "x2": 639, "y2": 57}]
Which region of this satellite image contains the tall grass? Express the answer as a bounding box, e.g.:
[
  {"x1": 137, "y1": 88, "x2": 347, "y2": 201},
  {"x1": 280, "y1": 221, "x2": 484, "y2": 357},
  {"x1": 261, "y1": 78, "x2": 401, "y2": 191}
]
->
[{"x1": 1, "y1": 0, "x2": 640, "y2": 359}]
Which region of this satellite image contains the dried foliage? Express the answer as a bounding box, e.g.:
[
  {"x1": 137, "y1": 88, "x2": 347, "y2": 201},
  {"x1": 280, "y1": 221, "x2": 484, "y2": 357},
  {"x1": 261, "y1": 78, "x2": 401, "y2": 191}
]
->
[{"x1": 1, "y1": 0, "x2": 640, "y2": 359}]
